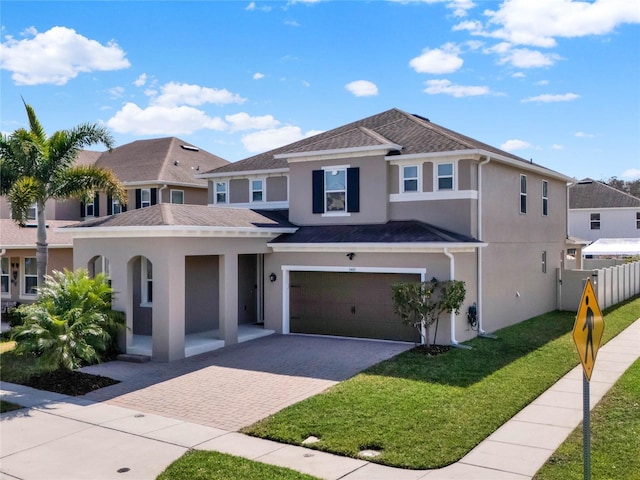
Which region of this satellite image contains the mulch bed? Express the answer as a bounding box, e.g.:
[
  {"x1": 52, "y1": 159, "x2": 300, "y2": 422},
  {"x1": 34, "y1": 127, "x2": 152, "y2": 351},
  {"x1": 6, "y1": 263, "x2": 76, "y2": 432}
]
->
[
  {"x1": 24, "y1": 370, "x2": 119, "y2": 396},
  {"x1": 412, "y1": 344, "x2": 451, "y2": 356}
]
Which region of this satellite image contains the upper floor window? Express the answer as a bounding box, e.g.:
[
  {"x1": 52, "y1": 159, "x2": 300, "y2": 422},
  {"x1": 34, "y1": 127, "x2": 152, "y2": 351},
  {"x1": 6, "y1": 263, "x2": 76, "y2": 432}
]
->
[
  {"x1": 636, "y1": 212, "x2": 640, "y2": 229},
  {"x1": 542, "y1": 181, "x2": 548, "y2": 216},
  {"x1": 112, "y1": 199, "x2": 122, "y2": 215},
  {"x1": 84, "y1": 194, "x2": 95, "y2": 217},
  {"x1": 251, "y1": 179, "x2": 264, "y2": 202},
  {"x1": 141, "y1": 188, "x2": 151, "y2": 208},
  {"x1": 170, "y1": 190, "x2": 184, "y2": 204},
  {"x1": 520, "y1": 175, "x2": 527, "y2": 214},
  {"x1": 541, "y1": 251, "x2": 547, "y2": 273},
  {"x1": 590, "y1": 213, "x2": 600, "y2": 230},
  {"x1": 215, "y1": 181, "x2": 227, "y2": 204},
  {"x1": 23, "y1": 257, "x2": 37, "y2": 295},
  {"x1": 27, "y1": 203, "x2": 37, "y2": 221},
  {"x1": 312, "y1": 167, "x2": 360, "y2": 214},
  {"x1": 402, "y1": 165, "x2": 419, "y2": 192},
  {"x1": 437, "y1": 163, "x2": 454, "y2": 190},
  {"x1": 1, "y1": 257, "x2": 9, "y2": 294}
]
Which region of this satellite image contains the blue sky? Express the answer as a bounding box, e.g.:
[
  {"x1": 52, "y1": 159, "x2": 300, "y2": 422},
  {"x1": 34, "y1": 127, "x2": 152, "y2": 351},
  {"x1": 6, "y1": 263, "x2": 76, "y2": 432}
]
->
[{"x1": 1, "y1": 0, "x2": 639, "y2": 181}]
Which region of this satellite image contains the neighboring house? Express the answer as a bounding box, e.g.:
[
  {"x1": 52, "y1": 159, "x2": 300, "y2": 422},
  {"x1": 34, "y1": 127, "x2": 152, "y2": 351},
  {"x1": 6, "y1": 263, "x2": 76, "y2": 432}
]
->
[
  {"x1": 0, "y1": 139, "x2": 228, "y2": 305},
  {"x1": 66, "y1": 108, "x2": 575, "y2": 361},
  {"x1": 569, "y1": 178, "x2": 640, "y2": 242}
]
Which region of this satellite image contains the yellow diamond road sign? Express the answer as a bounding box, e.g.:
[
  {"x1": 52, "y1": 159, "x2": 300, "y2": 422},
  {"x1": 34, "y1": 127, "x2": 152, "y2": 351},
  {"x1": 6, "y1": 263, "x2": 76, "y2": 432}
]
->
[{"x1": 572, "y1": 277, "x2": 604, "y2": 381}]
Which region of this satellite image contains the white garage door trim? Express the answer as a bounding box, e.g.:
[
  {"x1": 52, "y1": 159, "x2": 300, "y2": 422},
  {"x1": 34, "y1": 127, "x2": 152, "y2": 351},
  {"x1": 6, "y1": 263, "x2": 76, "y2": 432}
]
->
[{"x1": 280, "y1": 265, "x2": 427, "y2": 334}]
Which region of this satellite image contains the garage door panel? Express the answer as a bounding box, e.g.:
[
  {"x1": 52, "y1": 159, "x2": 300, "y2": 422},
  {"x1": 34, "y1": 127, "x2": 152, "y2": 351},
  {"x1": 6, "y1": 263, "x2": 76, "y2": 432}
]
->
[{"x1": 290, "y1": 271, "x2": 420, "y2": 342}]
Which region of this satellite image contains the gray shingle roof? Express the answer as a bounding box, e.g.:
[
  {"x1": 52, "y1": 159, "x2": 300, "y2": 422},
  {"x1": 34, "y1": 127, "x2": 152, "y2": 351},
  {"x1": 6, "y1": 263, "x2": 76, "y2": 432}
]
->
[
  {"x1": 96, "y1": 137, "x2": 228, "y2": 186},
  {"x1": 569, "y1": 178, "x2": 640, "y2": 209},
  {"x1": 0, "y1": 219, "x2": 77, "y2": 247},
  {"x1": 64, "y1": 204, "x2": 294, "y2": 229},
  {"x1": 269, "y1": 220, "x2": 481, "y2": 244},
  {"x1": 203, "y1": 108, "x2": 539, "y2": 175}
]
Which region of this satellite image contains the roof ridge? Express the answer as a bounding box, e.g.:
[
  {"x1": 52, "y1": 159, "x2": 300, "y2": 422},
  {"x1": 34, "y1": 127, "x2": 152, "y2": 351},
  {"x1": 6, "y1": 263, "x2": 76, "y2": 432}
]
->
[
  {"x1": 597, "y1": 179, "x2": 640, "y2": 202},
  {"x1": 401, "y1": 110, "x2": 476, "y2": 150},
  {"x1": 161, "y1": 203, "x2": 174, "y2": 225},
  {"x1": 357, "y1": 126, "x2": 397, "y2": 146},
  {"x1": 156, "y1": 137, "x2": 177, "y2": 182}
]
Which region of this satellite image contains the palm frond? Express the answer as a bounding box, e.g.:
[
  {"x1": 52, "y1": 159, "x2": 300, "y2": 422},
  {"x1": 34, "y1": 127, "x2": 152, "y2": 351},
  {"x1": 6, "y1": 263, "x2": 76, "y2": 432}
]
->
[
  {"x1": 22, "y1": 99, "x2": 47, "y2": 145},
  {"x1": 51, "y1": 165, "x2": 127, "y2": 203},
  {"x1": 7, "y1": 176, "x2": 43, "y2": 225}
]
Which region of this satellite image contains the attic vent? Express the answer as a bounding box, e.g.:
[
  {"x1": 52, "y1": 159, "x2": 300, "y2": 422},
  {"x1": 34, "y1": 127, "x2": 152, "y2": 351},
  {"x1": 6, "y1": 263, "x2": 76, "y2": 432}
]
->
[
  {"x1": 412, "y1": 114, "x2": 430, "y2": 122},
  {"x1": 181, "y1": 145, "x2": 199, "y2": 151},
  {"x1": 578, "y1": 180, "x2": 593, "y2": 185}
]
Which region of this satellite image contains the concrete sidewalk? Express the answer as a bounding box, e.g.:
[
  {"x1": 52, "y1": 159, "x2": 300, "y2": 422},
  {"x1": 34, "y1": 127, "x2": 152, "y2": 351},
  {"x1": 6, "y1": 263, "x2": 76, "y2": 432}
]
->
[{"x1": 1, "y1": 318, "x2": 638, "y2": 480}]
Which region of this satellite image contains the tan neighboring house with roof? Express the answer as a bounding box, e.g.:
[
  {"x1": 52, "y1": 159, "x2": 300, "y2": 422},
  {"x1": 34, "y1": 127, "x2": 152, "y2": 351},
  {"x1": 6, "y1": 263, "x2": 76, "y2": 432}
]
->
[
  {"x1": 66, "y1": 108, "x2": 575, "y2": 361},
  {"x1": 1, "y1": 138, "x2": 228, "y2": 309}
]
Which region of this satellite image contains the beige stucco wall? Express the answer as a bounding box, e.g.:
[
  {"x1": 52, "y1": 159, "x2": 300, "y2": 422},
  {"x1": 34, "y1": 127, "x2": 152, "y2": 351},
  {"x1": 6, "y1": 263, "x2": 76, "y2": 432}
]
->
[
  {"x1": 266, "y1": 176, "x2": 288, "y2": 202},
  {"x1": 288, "y1": 154, "x2": 389, "y2": 225},
  {"x1": 230, "y1": 179, "x2": 250, "y2": 203},
  {"x1": 388, "y1": 199, "x2": 477, "y2": 237}
]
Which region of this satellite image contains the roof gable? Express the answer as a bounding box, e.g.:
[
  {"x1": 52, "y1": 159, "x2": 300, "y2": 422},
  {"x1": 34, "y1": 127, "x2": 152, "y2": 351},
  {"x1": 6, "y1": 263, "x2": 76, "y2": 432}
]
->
[{"x1": 570, "y1": 178, "x2": 640, "y2": 209}]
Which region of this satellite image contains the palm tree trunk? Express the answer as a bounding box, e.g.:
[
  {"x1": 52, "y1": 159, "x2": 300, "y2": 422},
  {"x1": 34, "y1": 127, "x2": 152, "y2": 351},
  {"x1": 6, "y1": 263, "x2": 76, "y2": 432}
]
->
[{"x1": 36, "y1": 199, "x2": 48, "y2": 294}]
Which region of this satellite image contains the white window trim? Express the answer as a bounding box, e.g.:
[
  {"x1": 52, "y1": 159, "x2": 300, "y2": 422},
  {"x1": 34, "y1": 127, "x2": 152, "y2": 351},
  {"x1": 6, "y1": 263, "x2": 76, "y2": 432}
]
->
[
  {"x1": 21, "y1": 257, "x2": 38, "y2": 299},
  {"x1": 112, "y1": 198, "x2": 122, "y2": 215},
  {"x1": 322, "y1": 165, "x2": 349, "y2": 214},
  {"x1": 542, "y1": 180, "x2": 548, "y2": 217},
  {"x1": 0, "y1": 257, "x2": 9, "y2": 297},
  {"x1": 250, "y1": 178, "x2": 265, "y2": 203},
  {"x1": 401, "y1": 164, "x2": 420, "y2": 193},
  {"x1": 590, "y1": 212, "x2": 601, "y2": 230},
  {"x1": 214, "y1": 181, "x2": 228, "y2": 204},
  {"x1": 140, "y1": 257, "x2": 153, "y2": 307},
  {"x1": 434, "y1": 161, "x2": 456, "y2": 191},
  {"x1": 85, "y1": 198, "x2": 95, "y2": 217},
  {"x1": 27, "y1": 202, "x2": 38, "y2": 221},
  {"x1": 636, "y1": 212, "x2": 640, "y2": 229},
  {"x1": 141, "y1": 188, "x2": 151, "y2": 208},
  {"x1": 520, "y1": 174, "x2": 527, "y2": 215},
  {"x1": 170, "y1": 189, "x2": 184, "y2": 204}
]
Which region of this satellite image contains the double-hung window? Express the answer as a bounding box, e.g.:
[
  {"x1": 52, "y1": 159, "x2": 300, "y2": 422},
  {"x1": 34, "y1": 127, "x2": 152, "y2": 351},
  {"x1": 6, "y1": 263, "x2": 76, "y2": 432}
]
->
[
  {"x1": 170, "y1": 189, "x2": 184, "y2": 204},
  {"x1": 251, "y1": 179, "x2": 264, "y2": 202},
  {"x1": 325, "y1": 168, "x2": 347, "y2": 212},
  {"x1": 402, "y1": 165, "x2": 419, "y2": 192},
  {"x1": 112, "y1": 199, "x2": 122, "y2": 215},
  {"x1": 590, "y1": 213, "x2": 600, "y2": 230},
  {"x1": 636, "y1": 212, "x2": 640, "y2": 229},
  {"x1": 141, "y1": 188, "x2": 151, "y2": 208},
  {"x1": 141, "y1": 258, "x2": 153, "y2": 306},
  {"x1": 1, "y1": 258, "x2": 9, "y2": 294},
  {"x1": 312, "y1": 167, "x2": 359, "y2": 214},
  {"x1": 520, "y1": 175, "x2": 527, "y2": 214},
  {"x1": 215, "y1": 181, "x2": 227, "y2": 204},
  {"x1": 85, "y1": 196, "x2": 95, "y2": 217},
  {"x1": 542, "y1": 181, "x2": 548, "y2": 216},
  {"x1": 23, "y1": 257, "x2": 37, "y2": 295},
  {"x1": 27, "y1": 203, "x2": 37, "y2": 221},
  {"x1": 437, "y1": 163, "x2": 454, "y2": 190}
]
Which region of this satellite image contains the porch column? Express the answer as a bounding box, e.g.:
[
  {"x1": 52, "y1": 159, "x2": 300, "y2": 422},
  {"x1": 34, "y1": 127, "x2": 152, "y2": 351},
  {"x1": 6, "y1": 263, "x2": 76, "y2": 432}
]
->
[
  {"x1": 153, "y1": 252, "x2": 185, "y2": 361},
  {"x1": 219, "y1": 252, "x2": 239, "y2": 345}
]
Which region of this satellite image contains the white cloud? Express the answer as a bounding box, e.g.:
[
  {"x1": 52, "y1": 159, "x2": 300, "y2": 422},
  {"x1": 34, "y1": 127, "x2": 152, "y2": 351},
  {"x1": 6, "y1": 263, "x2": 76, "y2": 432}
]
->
[
  {"x1": 512, "y1": 72, "x2": 526, "y2": 78},
  {"x1": 389, "y1": 0, "x2": 476, "y2": 17},
  {"x1": 0, "y1": 26, "x2": 130, "y2": 85},
  {"x1": 106, "y1": 103, "x2": 227, "y2": 135},
  {"x1": 621, "y1": 168, "x2": 640, "y2": 179},
  {"x1": 241, "y1": 126, "x2": 321, "y2": 153},
  {"x1": 253, "y1": 72, "x2": 265, "y2": 80},
  {"x1": 345, "y1": 80, "x2": 379, "y2": 97},
  {"x1": 225, "y1": 112, "x2": 280, "y2": 132},
  {"x1": 423, "y1": 79, "x2": 490, "y2": 97},
  {"x1": 501, "y1": 139, "x2": 531, "y2": 151},
  {"x1": 284, "y1": 19, "x2": 301, "y2": 27},
  {"x1": 574, "y1": 131, "x2": 596, "y2": 138},
  {"x1": 551, "y1": 144, "x2": 564, "y2": 150},
  {"x1": 536, "y1": 80, "x2": 550, "y2": 86},
  {"x1": 497, "y1": 47, "x2": 561, "y2": 68},
  {"x1": 150, "y1": 82, "x2": 246, "y2": 107},
  {"x1": 134, "y1": 73, "x2": 147, "y2": 87},
  {"x1": 522, "y1": 93, "x2": 579, "y2": 103},
  {"x1": 482, "y1": 0, "x2": 640, "y2": 48},
  {"x1": 409, "y1": 43, "x2": 464, "y2": 74},
  {"x1": 108, "y1": 86, "x2": 125, "y2": 98}
]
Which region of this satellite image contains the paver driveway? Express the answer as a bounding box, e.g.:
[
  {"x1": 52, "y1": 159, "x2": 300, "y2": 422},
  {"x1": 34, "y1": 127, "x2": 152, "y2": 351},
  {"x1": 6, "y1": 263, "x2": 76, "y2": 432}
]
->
[{"x1": 81, "y1": 334, "x2": 413, "y2": 431}]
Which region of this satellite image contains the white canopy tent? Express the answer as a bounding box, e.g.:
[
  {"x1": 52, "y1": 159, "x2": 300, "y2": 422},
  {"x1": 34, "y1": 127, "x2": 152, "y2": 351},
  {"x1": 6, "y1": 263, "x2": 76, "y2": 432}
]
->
[{"x1": 582, "y1": 238, "x2": 640, "y2": 257}]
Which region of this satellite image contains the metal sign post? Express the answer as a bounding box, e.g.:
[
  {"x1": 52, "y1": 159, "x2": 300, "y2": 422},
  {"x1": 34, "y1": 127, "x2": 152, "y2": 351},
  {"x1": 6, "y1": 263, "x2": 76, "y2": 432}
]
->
[{"x1": 572, "y1": 277, "x2": 604, "y2": 480}]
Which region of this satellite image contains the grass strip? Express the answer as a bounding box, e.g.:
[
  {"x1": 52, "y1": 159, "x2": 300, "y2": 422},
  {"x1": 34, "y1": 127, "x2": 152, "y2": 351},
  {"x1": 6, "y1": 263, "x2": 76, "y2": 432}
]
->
[
  {"x1": 243, "y1": 297, "x2": 639, "y2": 469},
  {"x1": 534, "y1": 358, "x2": 640, "y2": 480},
  {"x1": 0, "y1": 400, "x2": 23, "y2": 413},
  {"x1": 156, "y1": 450, "x2": 320, "y2": 480}
]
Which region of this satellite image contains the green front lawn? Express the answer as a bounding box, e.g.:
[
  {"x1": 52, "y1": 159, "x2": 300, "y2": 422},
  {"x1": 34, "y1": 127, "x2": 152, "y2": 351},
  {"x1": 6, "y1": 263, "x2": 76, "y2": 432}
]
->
[
  {"x1": 0, "y1": 400, "x2": 23, "y2": 413},
  {"x1": 157, "y1": 450, "x2": 319, "y2": 480},
  {"x1": 243, "y1": 297, "x2": 640, "y2": 469},
  {"x1": 535, "y1": 358, "x2": 640, "y2": 480}
]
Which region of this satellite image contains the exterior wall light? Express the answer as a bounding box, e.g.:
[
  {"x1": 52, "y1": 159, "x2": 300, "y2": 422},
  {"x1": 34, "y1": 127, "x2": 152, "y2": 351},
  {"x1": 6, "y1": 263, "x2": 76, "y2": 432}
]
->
[{"x1": 269, "y1": 273, "x2": 277, "y2": 282}]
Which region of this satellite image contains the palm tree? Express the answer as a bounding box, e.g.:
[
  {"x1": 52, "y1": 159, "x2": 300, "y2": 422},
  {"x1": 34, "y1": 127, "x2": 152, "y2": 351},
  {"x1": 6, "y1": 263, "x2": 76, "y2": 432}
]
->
[
  {"x1": 0, "y1": 100, "x2": 126, "y2": 291},
  {"x1": 12, "y1": 269, "x2": 124, "y2": 370}
]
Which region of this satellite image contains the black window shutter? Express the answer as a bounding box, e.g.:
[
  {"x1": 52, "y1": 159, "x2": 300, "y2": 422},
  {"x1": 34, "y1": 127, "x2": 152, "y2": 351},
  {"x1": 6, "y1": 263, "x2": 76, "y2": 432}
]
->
[
  {"x1": 94, "y1": 193, "x2": 100, "y2": 217},
  {"x1": 107, "y1": 195, "x2": 113, "y2": 215},
  {"x1": 135, "y1": 189, "x2": 141, "y2": 209},
  {"x1": 347, "y1": 167, "x2": 360, "y2": 213},
  {"x1": 80, "y1": 201, "x2": 85, "y2": 218},
  {"x1": 151, "y1": 188, "x2": 157, "y2": 205},
  {"x1": 122, "y1": 203, "x2": 127, "y2": 212},
  {"x1": 312, "y1": 170, "x2": 324, "y2": 214}
]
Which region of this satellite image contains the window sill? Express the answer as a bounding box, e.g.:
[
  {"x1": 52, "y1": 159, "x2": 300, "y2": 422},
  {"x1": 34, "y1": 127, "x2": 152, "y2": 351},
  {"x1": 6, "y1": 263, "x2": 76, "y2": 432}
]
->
[
  {"x1": 322, "y1": 212, "x2": 351, "y2": 217},
  {"x1": 19, "y1": 294, "x2": 37, "y2": 301},
  {"x1": 139, "y1": 302, "x2": 153, "y2": 308}
]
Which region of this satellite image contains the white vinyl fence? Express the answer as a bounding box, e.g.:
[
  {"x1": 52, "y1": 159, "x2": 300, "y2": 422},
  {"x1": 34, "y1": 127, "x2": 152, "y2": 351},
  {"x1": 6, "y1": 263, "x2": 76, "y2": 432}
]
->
[{"x1": 558, "y1": 261, "x2": 640, "y2": 312}]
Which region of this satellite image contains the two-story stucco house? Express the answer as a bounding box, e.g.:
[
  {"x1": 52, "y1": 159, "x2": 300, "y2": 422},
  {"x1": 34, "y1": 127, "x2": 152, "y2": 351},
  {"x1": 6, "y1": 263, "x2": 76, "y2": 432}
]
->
[
  {"x1": 66, "y1": 109, "x2": 575, "y2": 361},
  {"x1": 1, "y1": 138, "x2": 227, "y2": 307}
]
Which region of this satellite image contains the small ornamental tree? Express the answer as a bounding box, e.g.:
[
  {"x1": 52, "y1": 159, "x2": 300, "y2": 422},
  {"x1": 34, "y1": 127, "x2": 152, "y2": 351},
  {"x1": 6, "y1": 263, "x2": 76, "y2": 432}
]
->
[
  {"x1": 11, "y1": 269, "x2": 124, "y2": 371},
  {"x1": 391, "y1": 278, "x2": 466, "y2": 348}
]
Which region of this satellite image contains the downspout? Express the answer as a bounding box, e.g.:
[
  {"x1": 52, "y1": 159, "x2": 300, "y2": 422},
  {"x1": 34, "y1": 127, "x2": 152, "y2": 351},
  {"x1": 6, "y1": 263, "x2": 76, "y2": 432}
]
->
[
  {"x1": 476, "y1": 156, "x2": 491, "y2": 335},
  {"x1": 444, "y1": 248, "x2": 470, "y2": 349},
  {"x1": 158, "y1": 184, "x2": 168, "y2": 204}
]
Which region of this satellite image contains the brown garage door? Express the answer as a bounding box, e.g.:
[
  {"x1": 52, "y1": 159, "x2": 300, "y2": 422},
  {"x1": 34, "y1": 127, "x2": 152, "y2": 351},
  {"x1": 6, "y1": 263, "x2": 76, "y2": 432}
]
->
[{"x1": 290, "y1": 271, "x2": 421, "y2": 342}]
